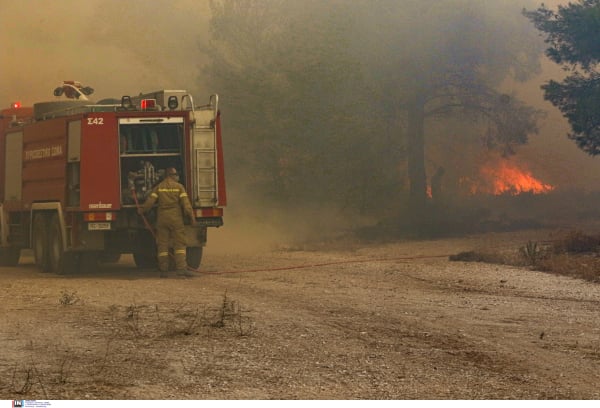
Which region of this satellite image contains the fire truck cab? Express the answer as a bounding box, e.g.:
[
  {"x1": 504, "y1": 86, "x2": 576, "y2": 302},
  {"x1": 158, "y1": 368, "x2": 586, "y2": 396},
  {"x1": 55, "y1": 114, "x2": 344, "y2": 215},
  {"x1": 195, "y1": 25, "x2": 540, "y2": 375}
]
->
[{"x1": 0, "y1": 82, "x2": 226, "y2": 274}]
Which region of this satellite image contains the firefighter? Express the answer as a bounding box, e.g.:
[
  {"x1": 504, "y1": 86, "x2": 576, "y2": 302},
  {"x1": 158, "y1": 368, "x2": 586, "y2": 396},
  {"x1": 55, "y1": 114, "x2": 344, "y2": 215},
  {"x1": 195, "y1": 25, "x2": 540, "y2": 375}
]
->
[{"x1": 138, "y1": 167, "x2": 197, "y2": 278}]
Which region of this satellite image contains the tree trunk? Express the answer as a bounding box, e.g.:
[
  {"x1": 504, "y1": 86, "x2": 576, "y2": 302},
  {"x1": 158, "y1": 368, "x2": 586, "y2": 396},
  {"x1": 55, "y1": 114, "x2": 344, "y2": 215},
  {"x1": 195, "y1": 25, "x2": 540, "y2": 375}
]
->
[{"x1": 406, "y1": 95, "x2": 427, "y2": 219}]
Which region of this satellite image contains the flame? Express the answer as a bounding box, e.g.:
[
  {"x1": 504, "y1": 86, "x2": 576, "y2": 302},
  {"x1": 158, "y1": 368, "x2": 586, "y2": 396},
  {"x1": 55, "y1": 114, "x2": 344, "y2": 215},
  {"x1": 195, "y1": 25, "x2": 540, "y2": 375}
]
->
[{"x1": 462, "y1": 159, "x2": 554, "y2": 196}]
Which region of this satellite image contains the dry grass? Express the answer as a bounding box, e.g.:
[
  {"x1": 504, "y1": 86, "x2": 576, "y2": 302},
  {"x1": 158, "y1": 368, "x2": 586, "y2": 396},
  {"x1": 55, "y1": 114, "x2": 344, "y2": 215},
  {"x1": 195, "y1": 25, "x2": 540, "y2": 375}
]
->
[
  {"x1": 450, "y1": 230, "x2": 600, "y2": 284},
  {"x1": 537, "y1": 253, "x2": 600, "y2": 283},
  {"x1": 448, "y1": 250, "x2": 509, "y2": 264}
]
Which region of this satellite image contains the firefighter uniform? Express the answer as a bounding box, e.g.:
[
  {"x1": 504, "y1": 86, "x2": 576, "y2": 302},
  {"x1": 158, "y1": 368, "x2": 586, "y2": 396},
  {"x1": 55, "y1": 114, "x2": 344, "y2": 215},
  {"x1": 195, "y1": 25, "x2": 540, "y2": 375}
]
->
[{"x1": 139, "y1": 168, "x2": 196, "y2": 277}]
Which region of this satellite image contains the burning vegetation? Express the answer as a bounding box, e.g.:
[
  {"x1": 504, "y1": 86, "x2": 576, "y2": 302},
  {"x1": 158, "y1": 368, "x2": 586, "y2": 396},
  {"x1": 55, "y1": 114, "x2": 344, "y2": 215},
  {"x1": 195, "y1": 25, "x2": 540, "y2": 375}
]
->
[
  {"x1": 459, "y1": 157, "x2": 554, "y2": 196},
  {"x1": 409, "y1": 152, "x2": 580, "y2": 240}
]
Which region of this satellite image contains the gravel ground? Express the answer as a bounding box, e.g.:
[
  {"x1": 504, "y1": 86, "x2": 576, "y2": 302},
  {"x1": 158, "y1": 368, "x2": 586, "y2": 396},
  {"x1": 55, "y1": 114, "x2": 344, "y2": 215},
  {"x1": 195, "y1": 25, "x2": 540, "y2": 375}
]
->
[{"x1": 0, "y1": 229, "x2": 599, "y2": 399}]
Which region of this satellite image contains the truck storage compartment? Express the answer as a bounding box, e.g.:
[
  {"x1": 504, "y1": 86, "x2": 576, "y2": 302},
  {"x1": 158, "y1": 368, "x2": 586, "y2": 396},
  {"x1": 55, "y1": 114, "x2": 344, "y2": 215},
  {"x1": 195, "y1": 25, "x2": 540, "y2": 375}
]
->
[{"x1": 118, "y1": 117, "x2": 185, "y2": 205}]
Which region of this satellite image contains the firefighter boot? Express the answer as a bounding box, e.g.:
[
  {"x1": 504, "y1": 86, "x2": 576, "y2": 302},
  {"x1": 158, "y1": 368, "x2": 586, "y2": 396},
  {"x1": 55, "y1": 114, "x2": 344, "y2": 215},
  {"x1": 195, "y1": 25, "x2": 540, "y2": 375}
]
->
[
  {"x1": 176, "y1": 268, "x2": 194, "y2": 277},
  {"x1": 174, "y1": 247, "x2": 193, "y2": 277}
]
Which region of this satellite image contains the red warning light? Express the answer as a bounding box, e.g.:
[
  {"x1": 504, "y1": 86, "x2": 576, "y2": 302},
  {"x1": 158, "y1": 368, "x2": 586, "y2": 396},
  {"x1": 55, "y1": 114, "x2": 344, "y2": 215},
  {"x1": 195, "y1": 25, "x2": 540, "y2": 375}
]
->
[
  {"x1": 11, "y1": 102, "x2": 22, "y2": 109},
  {"x1": 140, "y1": 99, "x2": 156, "y2": 110}
]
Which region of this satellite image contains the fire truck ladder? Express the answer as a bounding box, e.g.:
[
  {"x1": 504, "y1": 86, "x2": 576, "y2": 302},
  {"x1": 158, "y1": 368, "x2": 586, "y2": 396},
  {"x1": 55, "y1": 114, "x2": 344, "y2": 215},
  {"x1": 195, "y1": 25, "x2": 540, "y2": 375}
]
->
[{"x1": 188, "y1": 94, "x2": 220, "y2": 207}]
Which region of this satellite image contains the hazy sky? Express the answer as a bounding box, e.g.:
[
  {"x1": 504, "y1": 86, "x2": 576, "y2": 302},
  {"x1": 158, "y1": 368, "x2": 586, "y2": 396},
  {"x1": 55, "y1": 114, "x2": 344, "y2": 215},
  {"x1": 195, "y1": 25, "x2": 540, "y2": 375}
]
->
[
  {"x1": 2, "y1": 0, "x2": 600, "y2": 190},
  {"x1": 0, "y1": 0, "x2": 211, "y2": 104}
]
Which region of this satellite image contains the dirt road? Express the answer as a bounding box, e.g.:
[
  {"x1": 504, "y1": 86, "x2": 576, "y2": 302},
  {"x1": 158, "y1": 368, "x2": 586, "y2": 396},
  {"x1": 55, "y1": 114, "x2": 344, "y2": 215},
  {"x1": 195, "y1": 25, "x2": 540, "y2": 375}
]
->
[{"x1": 1, "y1": 230, "x2": 599, "y2": 399}]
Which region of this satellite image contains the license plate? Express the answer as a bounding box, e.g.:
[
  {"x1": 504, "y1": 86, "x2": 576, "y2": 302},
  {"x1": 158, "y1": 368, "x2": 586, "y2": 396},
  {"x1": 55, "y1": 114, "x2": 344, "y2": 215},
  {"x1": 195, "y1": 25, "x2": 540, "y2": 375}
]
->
[{"x1": 88, "y1": 222, "x2": 111, "y2": 230}]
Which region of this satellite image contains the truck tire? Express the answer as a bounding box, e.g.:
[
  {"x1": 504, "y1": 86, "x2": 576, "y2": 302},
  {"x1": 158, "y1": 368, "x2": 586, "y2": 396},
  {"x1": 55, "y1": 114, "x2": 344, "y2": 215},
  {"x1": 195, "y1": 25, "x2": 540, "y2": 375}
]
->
[
  {"x1": 186, "y1": 246, "x2": 203, "y2": 269},
  {"x1": 32, "y1": 213, "x2": 50, "y2": 272},
  {"x1": 133, "y1": 251, "x2": 157, "y2": 269},
  {"x1": 0, "y1": 246, "x2": 20, "y2": 266},
  {"x1": 48, "y1": 213, "x2": 78, "y2": 275},
  {"x1": 167, "y1": 247, "x2": 203, "y2": 270},
  {"x1": 133, "y1": 230, "x2": 157, "y2": 269}
]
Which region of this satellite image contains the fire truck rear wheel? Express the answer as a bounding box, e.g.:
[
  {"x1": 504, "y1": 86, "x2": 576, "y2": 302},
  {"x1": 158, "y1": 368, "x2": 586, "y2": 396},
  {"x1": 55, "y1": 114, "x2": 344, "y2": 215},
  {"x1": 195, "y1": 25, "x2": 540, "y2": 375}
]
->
[
  {"x1": 133, "y1": 252, "x2": 157, "y2": 269},
  {"x1": 133, "y1": 231, "x2": 157, "y2": 269},
  {"x1": 186, "y1": 247, "x2": 203, "y2": 269},
  {"x1": 32, "y1": 213, "x2": 50, "y2": 272}
]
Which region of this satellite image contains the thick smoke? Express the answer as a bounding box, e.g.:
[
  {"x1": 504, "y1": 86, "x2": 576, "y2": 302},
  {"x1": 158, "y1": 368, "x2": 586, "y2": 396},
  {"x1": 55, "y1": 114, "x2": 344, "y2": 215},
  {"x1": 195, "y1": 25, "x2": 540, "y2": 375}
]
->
[{"x1": 2, "y1": 0, "x2": 600, "y2": 247}]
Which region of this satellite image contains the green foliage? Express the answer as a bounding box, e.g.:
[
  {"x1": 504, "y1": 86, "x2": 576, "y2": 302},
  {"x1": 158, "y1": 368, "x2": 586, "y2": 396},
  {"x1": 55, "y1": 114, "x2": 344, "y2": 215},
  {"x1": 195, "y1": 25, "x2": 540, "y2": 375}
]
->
[
  {"x1": 542, "y1": 75, "x2": 600, "y2": 155},
  {"x1": 525, "y1": 1, "x2": 600, "y2": 155},
  {"x1": 524, "y1": 0, "x2": 600, "y2": 71}
]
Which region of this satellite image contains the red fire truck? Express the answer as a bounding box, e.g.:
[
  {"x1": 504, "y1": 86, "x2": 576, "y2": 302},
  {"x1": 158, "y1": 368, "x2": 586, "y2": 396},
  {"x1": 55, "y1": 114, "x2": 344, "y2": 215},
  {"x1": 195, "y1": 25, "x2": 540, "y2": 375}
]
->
[{"x1": 0, "y1": 81, "x2": 226, "y2": 274}]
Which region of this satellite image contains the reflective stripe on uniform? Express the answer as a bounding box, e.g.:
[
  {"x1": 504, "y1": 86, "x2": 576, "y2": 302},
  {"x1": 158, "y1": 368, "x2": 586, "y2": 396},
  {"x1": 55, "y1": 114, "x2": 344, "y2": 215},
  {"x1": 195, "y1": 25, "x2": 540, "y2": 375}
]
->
[
  {"x1": 179, "y1": 192, "x2": 188, "y2": 198},
  {"x1": 174, "y1": 249, "x2": 186, "y2": 255},
  {"x1": 150, "y1": 192, "x2": 158, "y2": 198},
  {"x1": 158, "y1": 188, "x2": 182, "y2": 193},
  {"x1": 158, "y1": 252, "x2": 169, "y2": 257}
]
